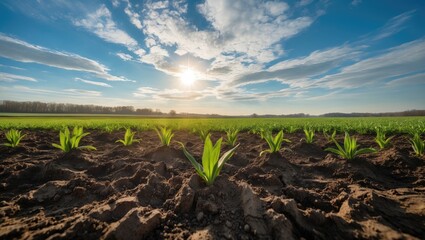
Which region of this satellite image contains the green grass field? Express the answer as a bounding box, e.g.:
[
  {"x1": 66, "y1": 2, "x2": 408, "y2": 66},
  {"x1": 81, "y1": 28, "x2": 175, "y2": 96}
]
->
[{"x1": 1, "y1": 115, "x2": 424, "y2": 134}]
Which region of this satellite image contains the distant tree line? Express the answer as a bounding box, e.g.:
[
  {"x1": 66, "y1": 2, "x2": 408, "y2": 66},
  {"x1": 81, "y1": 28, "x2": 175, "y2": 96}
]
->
[
  {"x1": 320, "y1": 110, "x2": 425, "y2": 117},
  {"x1": 1, "y1": 100, "x2": 424, "y2": 117},
  {"x1": 0, "y1": 100, "x2": 175, "y2": 115}
]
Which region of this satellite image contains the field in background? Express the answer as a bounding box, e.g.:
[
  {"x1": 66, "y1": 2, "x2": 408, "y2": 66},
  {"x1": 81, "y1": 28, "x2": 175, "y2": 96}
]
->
[{"x1": 0, "y1": 115, "x2": 424, "y2": 134}]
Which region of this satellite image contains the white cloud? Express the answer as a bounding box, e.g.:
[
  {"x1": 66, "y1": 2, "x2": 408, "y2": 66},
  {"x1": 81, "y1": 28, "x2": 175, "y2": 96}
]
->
[
  {"x1": 317, "y1": 39, "x2": 425, "y2": 88},
  {"x1": 111, "y1": 0, "x2": 120, "y2": 8},
  {"x1": 122, "y1": 0, "x2": 315, "y2": 81},
  {"x1": 124, "y1": 3, "x2": 143, "y2": 29},
  {"x1": 0, "y1": 0, "x2": 90, "y2": 22},
  {"x1": 298, "y1": 0, "x2": 313, "y2": 7},
  {"x1": 64, "y1": 88, "x2": 102, "y2": 97},
  {"x1": 0, "y1": 64, "x2": 25, "y2": 70},
  {"x1": 230, "y1": 45, "x2": 362, "y2": 87},
  {"x1": 74, "y1": 5, "x2": 138, "y2": 49},
  {"x1": 0, "y1": 34, "x2": 128, "y2": 81},
  {"x1": 116, "y1": 52, "x2": 133, "y2": 61},
  {"x1": 386, "y1": 73, "x2": 425, "y2": 87},
  {"x1": 0, "y1": 72, "x2": 37, "y2": 82},
  {"x1": 75, "y1": 77, "x2": 112, "y2": 87},
  {"x1": 198, "y1": 0, "x2": 311, "y2": 61},
  {"x1": 133, "y1": 86, "x2": 212, "y2": 100},
  {"x1": 1, "y1": 85, "x2": 102, "y2": 97},
  {"x1": 372, "y1": 10, "x2": 414, "y2": 41},
  {"x1": 351, "y1": 0, "x2": 362, "y2": 6}
]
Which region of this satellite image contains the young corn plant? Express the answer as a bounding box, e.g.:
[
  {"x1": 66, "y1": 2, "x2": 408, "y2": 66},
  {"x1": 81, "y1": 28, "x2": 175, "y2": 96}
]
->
[
  {"x1": 323, "y1": 130, "x2": 336, "y2": 142},
  {"x1": 225, "y1": 129, "x2": 239, "y2": 147},
  {"x1": 374, "y1": 130, "x2": 394, "y2": 150},
  {"x1": 52, "y1": 127, "x2": 96, "y2": 152},
  {"x1": 2, "y1": 129, "x2": 26, "y2": 147},
  {"x1": 260, "y1": 130, "x2": 291, "y2": 156},
  {"x1": 409, "y1": 133, "x2": 424, "y2": 156},
  {"x1": 155, "y1": 127, "x2": 174, "y2": 146},
  {"x1": 179, "y1": 136, "x2": 239, "y2": 186},
  {"x1": 303, "y1": 128, "x2": 315, "y2": 144},
  {"x1": 103, "y1": 126, "x2": 114, "y2": 134},
  {"x1": 287, "y1": 126, "x2": 298, "y2": 134},
  {"x1": 325, "y1": 132, "x2": 376, "y2": 160},
  {"x1": 116, "y1": 128, "x2": 140, "y2": 146},
  {"x1": 197, "y1": 129, "x2": 210, "y2": 143}
]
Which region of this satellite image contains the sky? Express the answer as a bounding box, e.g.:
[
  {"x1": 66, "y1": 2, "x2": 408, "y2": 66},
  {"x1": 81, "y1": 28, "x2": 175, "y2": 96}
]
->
[{"x1": 0, "y1": 0, "x2": 424, "y2": 115}]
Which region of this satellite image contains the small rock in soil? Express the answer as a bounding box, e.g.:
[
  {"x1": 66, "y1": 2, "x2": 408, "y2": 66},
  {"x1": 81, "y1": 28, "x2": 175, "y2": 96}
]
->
[
  {"x1": 244, "y1": 224, "x2": 250, "y2": 232},
  {"x1": 197, "y1": 211, "x2": 204, "y2": 221}
]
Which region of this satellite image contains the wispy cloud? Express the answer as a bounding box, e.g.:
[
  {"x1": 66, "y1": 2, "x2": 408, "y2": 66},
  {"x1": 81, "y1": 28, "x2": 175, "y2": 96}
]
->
[
  {"x1": 298, "y1": 0, "x2": 313, "y2": 7},
  {"x1": 133, "y1": 87, "x2": 212, "y2": 101},
  {"x1": 124, "y1": 2, "x2": 143, "y2": 30},
  {"x1": 386, "y1": 72, "x2": 425, "y2": 87},
  {"x1": 74, "y1": 5, "x2": 138, "y2": 49},
  {"x1": 116, "y1": 52, "x2": 133, "y2": 61},
  {"x1": 0, "y1": 0, "x2": 90, "y2": 22},
  {"x1": 351, "y1": 0, "x2": 362, "y2": 6},
  {"x1": 111, "y1": 0, "x2": 120, "y2": 8},
  {"x1": 372, "y1": 10, "x2": 415, "y2": 41},
  {"x1": 75, "y1": 77, "x2": 112, "y2": 87},
  {"x1": 1, "y1": 85, "x2": 102, "y2": 97},
  {"x1": 0, "y1": 34, "x2": 129, "y2": 81},
  {"x1": 64, "y1": 88, "x2": 102, "y2": 97},
  {"x1": 229, "y1": 45, "x2": 362, "y2": 87},
  {"x1": 317, "y1": 39, "x2": 425, "y2": 88},
  {"x1": 0, "y1": 64, "x2": 25, "y2": 71},
  {"x1": 0, "y1": 72, "x2": 37, "y2": 82}
]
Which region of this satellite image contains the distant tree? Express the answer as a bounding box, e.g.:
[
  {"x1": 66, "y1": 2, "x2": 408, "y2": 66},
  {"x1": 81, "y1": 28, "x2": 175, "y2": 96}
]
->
[{"x1": 169, "y1": 110, "x2": 177, "y2": 116}]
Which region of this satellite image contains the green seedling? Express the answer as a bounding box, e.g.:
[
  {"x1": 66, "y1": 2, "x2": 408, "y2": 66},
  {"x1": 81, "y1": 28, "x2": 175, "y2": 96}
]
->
[
  {"x1": 374, "y1": 130, "x2": 394, "y2": 149},
  {"x1": 325, "y1": 132, "x2": 376, "y2": 160},
  {"x1": 179, "y1": 136, "x2": 239, "y2": 186},
  {"x1": 287, "y1": 126, "x2": 298, "y2": 133},
  {"x1": 103, "y1": 126, "x2": 114, "y2": 134},
  {"x1": 116, "y1": 128, "x2": 140, "y2": 146},
  {"x1": 52, "y1": 127, "x2": 96, "y2": 152},
  {"x1": 323, "y1": 130, "x2": 336, "y2": 142},
  {"x1": 197, "y1": 129, "x2": 210, "y2": 143},
  {"x1": 155, "y1": 127, "x2": 174, "y2": 146},
  {"x1": 409, "y1": 133, "x2": 424, "y2": 156},
  {"x1": 303, "y1": 128, "x2": 315, "y2": 144},
  {"x1": 225, "y1": 129, "x2": 239, "y2": 147},
  {"x1": 260, "y1": 130, "x2": 291, "y2": 156},
  {"x1": 2, "y1": 129, "x2": 26, "y2": 147}
]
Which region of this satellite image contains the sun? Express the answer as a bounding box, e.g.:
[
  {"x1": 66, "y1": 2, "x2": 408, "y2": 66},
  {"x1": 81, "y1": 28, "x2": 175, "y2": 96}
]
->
[{"x1": 180, "y1": 68, "x2": 196, "y2": 86}]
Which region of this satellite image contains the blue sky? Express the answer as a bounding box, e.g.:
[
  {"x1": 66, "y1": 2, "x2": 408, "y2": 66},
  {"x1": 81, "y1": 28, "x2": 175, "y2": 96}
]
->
[{"x1": 0, "y1": 0, "x2": 424, "y2": 115}]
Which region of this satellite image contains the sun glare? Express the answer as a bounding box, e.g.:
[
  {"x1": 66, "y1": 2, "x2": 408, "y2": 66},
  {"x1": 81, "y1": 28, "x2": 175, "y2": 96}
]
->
[{"x1": 180, "y1": 68, "x2": 196, "y2": 86}]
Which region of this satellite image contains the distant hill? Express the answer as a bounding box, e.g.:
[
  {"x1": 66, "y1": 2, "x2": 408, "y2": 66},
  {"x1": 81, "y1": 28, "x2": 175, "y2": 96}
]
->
[{"x1": 1, "y1": 100, "x2": 424, "y2": 117}]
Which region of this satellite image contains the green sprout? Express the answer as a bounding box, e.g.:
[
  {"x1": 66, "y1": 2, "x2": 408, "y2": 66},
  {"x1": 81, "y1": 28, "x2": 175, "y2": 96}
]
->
[
  {"x1": 303, "y1": 128, "x2": 315, "y2": 144},
  {"x1": 374, "y1": 129, "x2": 394, "y2": 149},
  {"x1": 409, "y1": 133, "x2": 424, "y2": 156},
  {"x1": 180, "y1": 136, "x2": 239, "y2": 186},
  {"x1": 155, "y1": 127, "x2": 174, "y2": 146},
  {"x1": 325, "y1": 132, "x2": 376, "y2": 160},
  {"x1": 323, "y1": 130, "x2": 336, "y2": 142},
  {"x1": 2, "y1": 129, "x2": 26, "y2": 147},
  {"x1": 116, "y1": 128, "x2": 140, "y2": 146},
  {"x1": 196, "y1": 129, "x2": 210, "y2": 143},
  {"x1": 225, "y1": 129, "x2": 239, "y2": 147},
  {"x1": 52, "y1": 127, "x2": 96, "y2": 152},
  {"x1": 260, "y1": 130, "x2": 291, "y2": 156},
  {"x1": 287, "y1": 126, "x2": 298, "y2": 133}
]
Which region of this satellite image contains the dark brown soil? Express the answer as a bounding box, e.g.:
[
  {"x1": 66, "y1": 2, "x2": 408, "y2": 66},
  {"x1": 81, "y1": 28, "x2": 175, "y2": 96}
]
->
[{"x1": 0, "y1": 130, "x2": 424, "y2": 239}]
